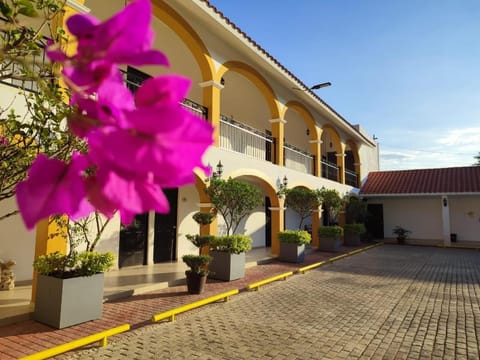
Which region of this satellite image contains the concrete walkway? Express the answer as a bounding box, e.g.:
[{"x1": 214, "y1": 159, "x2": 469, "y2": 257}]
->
[{"x1": 3, "y1": 244, "x2": 480, "y2": 359}]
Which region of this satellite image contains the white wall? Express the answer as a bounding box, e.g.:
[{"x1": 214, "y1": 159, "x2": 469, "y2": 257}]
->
[
  {"x1": 374, "y1": 197, "x2": 443, "y2": 241},
  {"x1": 0, "y1": 198, "x2": 36, "y2": 281},
  {"x1": 176, "y1": 185, "x2": 202, "y2": 258},
  {"x1": 238, "y1": 205, "x2": 266, "y2": 248},
  {"x1": 450, "y1": 196, "x2": 480, "y2": 242}
]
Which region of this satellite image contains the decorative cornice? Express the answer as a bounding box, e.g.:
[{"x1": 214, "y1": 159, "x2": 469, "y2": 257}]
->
[
  {"x1": 199, "y1": 80, "x2": 224, "y2": 90},
  {"x1": 65, "y1": 0, "x2": 90, "y2": 13}
]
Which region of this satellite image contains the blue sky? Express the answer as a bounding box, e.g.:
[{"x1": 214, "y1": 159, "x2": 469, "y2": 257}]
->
[{"x1": 208, "y1": 0, "x2": 480, "y2": 170}]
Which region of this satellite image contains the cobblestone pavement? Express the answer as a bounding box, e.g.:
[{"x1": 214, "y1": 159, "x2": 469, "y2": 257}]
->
[{"x1": 57, "y1": 245, "x2": 480, "y2": 360}]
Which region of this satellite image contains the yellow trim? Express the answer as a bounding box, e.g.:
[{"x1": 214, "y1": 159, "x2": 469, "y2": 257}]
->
[
  {"x1": 298, "y1": 260, "x2": 329, "y2": 274},
  {"x1": 218, "y1": 61, "x2": 281, "y2": 119},
  {"x1": 299, "y1": 243, "x2": 384, "y2": 273},
  {"x1": 151, "y1": 289, "x2": 239, "y2": 323},
  {"x1": 20, "y1": 324, "x2": 130, "y2": 360},
  {"x1": 247, "y1": 271, "x2": 293, "y2": 291}
]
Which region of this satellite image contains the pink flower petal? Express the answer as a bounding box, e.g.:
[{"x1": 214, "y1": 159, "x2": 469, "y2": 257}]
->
[
  {"x1": 16, "y1": 154, "x2": 92, "y2": 229},
  {"x1": 134, "y1": 75, "x2": 191, "y2": 108}
]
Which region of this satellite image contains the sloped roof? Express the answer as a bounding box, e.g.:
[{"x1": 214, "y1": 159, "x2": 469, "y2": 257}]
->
[
  {"x1": 199, "y1": 1, "x2": 375, "y2": 146},
  {"x1": 360, "y1": 167, "x2": 480, "y2": 196}
]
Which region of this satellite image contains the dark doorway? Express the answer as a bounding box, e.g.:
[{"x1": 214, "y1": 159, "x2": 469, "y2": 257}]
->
[
  {"x1": 119, "y1": 213, "x2": 148, "y2": 268},
  {"x1": 265, "y1": 197, "x2": 272, "y2": 247},
  {"x1": 366, "y1": 204, "x2": 384, "y2": 239},
  {"x1": 154, "y1": 188, "x2": 178, "y2": 262}
]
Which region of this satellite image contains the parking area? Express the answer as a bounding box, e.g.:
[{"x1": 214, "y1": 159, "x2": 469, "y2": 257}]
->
[{"x1": 58, "y1": 245, "x2": 480, "y2": 359}]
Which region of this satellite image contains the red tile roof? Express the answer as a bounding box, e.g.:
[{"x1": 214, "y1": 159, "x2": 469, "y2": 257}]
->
[{"x1": 360, "y1": 167, "x2": 480, "y2": 195}]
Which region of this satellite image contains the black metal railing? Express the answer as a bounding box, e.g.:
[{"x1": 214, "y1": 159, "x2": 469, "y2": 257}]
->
[
  {"x1": 122, "y1": 68, "x2": 208, "y2": 119},
  {"x1": 321, "y1": 160, "x2": 338, "y2": 182},
  {"x1": 345, "y1": 168, "x2": 358, "y2": 187}
]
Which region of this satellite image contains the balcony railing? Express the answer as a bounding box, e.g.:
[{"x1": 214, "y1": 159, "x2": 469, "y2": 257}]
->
[
  {"x1": 345, "y1": 168, "x2": 358, "y2": 187},
  {"x1": 219, "y1": 115, "x2": 273, "y2": 162},
  {"x1": 122, "y1": 70, "x2": 208, "y2": 119},
  {"x1": 284, "y1": 143, "x2": 314, "y2": 174},
  {"x1": 0, "y1": 40, "x2": 51, "y2": 93},
  {"x1": 321, "y1": 160, "x2": 338, "y2": 182}
]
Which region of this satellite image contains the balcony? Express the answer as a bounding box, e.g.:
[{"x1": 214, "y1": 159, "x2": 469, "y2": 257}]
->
[
  {"x1": 283, "y1": 143, "x2": 314, "y2": 175},
  {"x1": 345, "y1": 169, "x2": 358, "y2": 187},
  {"x1": 0, "y1": 41, "x2": 50, "y2": 93},
  {"x1": 321, "y1": 160, "x2": 338, "y2": 182},
  {"x1": 219, "y1": 115, "x2": 273, "y2": 162},
  {"x1": 122, "y1": 69, "x2": 208, "y2": 119}
]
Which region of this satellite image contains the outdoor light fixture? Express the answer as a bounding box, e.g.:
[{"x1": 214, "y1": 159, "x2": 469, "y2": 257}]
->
[
  {"x1": 443, "y1": 198, "x2": 448, "y2": 207},
  {"x1": 215, "y1": 161, "x2": 223, "y2": 178},
  {"x1": 206, "y1": 161, "x2": 224, "y2": 181},
  {"x1": 292, "y1": 82, "x2": 332, "y2": 91},
  {"x1": 310, "y1": 82, "x2": 332, "y2": 90}
]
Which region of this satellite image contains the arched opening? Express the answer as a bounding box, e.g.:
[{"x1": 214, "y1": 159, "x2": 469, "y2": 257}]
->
[{"x1": 321, "y1": 125, "x2": 342, "y2": 182}]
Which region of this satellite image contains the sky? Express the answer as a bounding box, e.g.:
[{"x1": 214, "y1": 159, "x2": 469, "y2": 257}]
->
[{"x1": 208, "y1": 0, "x2": 480, "y2": 171}]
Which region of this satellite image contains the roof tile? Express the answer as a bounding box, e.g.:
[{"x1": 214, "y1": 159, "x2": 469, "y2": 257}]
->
[{"x1": 360, "y1": 167, "x2": 480, "y2": 195}]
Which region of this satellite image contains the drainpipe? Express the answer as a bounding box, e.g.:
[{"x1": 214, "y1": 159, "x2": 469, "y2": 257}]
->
[{"x1": 441, "y1": 195, "x2": 451, "y2": 246}]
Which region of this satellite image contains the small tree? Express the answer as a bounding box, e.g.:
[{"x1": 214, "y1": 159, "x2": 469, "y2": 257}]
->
[
  {"x1": 318, "y1": 188, "x2": 343, "y2": 225},
  {"x1": 206, "y1": 177, "x2": 262, "y2": 236},
  {"x1": 0, "y1": 0, "x2": 83, "y2": 221},
  {"x1": 285, "y1": 187, "x2": 321, "y2": 229},
  {"x1": 344, "y1": 195, "x2": 367, "y2": 224},
  {"x1": 474, "y1": 152, "x2": 480, "y2": 166}
]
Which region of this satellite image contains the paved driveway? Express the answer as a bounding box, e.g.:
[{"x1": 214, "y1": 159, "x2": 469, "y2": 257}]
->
[{"x1": 59, "y1": 245, "x2": 480, "y2": 359}]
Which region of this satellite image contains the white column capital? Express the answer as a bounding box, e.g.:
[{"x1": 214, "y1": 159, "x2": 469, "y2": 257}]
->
[
  {"x1": 199, "y1": 80, "x2": 224, "y2": 90},
  {"x1": 269, "y1": 118, "x2": 287, "y2": 124}
]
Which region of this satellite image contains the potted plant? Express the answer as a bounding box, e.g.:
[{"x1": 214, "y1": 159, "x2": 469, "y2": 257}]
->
[
  {"x1": 182, "y1": 254, "x2": 211, "y2": 294},
  {"x1": 318, "y1": 225, "x2": 343, "y2": 252},
  {"x1": 278, "y1": 230, "x2": 311, "y2": 263},
  {"x1": 33, "y1": 213, "x2": 115, "y2": 329},
  {"x1": 343, "y1": 223, "x2": 366, "y2": 246},
  {"x1": 33, "y1": 250, "x2": 114, "y2": 329},
  {"x1": 186, "y1": 211, "x2": 216, "y2": 255},
  {"x1": 317, "y1": 188, "x2": 344, "y2": 252},
  {"x1": 393, "y1": 226, "x2": 411, "y2": 245},
  {"x1": 208, "y1": 234, "x2": 252, "y2": 281}
]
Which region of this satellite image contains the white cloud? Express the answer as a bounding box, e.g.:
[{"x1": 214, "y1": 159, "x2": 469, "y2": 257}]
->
[{"x1": 378, "y1": 126, "x2": 479, "y2": 170}]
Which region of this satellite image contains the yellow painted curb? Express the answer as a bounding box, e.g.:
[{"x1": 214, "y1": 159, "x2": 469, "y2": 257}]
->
[
  {"x1": 20, "y1": 324, "x2": 130, "y2": 360},
  {"x1": 151, "y1": 289, "x2": 239, "y2": 323},
  {"x1": 247, "y1": 271, "x2": 293, "y2": 291},
  {"x1": 298, "y1": 260, "x2": 329, "y2": 274},
  {"x1": 298, "y1": 242, "x2": 384, "y2": 274}
]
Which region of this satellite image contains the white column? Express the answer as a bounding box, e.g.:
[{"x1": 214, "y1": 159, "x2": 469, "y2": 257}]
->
[
  {"x1": 441, "y1": 195, "x2": 451, "y2": 246},
  {"x1": 146, "y1": 211, "x2": 156, "y2": 265}
]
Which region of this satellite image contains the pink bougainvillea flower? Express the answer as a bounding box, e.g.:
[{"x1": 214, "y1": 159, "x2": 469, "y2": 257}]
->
[
  {"x1": 69, "y1": 79, "x2": 134, "y2": 137},
  {"x1": 85, "y1": 167, "x2": 170, "y2": 225},
  {"x1": 86, "y1": 102, "x2": 214, "y2": 188},
  {"x1": 68, "y1": 0, "x2": 168, "y2": 66},
  {"x1": 52, "y1": 0, "x2": 168, "y2": 94},
  {"x1": 16, "y1": 153, "x2": 93, "y2": 229},
  {"x1": 134, "y1": 75, "x2": 191, "y2": 108}
]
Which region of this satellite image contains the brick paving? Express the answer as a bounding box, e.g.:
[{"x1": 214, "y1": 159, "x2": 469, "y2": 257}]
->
[
  {"x1": 2, "y1": 244, "x2": 480, "y2": 359},
  {"x1": 0, "y1": 244, "x2": 360, "y2": 359}
]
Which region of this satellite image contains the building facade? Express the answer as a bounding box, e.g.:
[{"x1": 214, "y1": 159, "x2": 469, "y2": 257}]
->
[{"x1": 0, "y1": 0, "x2": 379, "y2": 281}]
